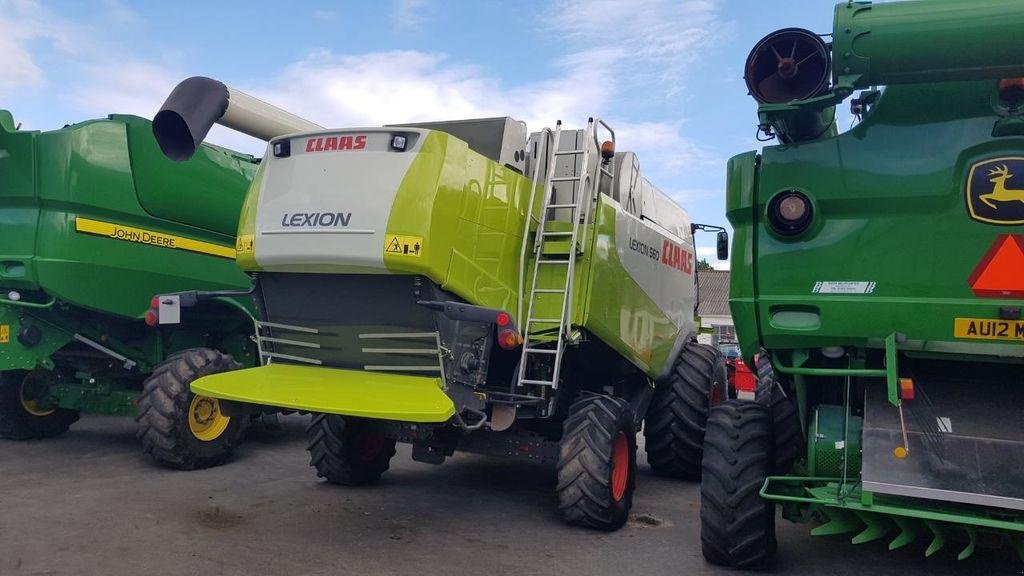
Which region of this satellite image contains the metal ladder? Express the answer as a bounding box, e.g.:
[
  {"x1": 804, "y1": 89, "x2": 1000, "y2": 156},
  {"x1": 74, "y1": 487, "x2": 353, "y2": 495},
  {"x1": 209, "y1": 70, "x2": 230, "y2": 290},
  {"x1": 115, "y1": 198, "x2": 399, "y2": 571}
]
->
[{"x1": 516, "y1": 118, "x2": 614, "y2": 390}]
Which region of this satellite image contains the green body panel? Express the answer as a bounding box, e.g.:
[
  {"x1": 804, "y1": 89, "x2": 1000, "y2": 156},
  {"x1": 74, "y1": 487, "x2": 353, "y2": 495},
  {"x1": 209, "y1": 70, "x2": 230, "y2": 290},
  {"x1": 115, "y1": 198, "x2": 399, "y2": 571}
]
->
[
  {"x1": 205, "y1": 126, "x2": 691, "y2": 417},
  {"x1": 0, "y1": 111, "x2": 260, "y2": 416},
  {"x1": 0, "y1": 112, "x2": 254, "y2": 318},
  {"x1": 383, "y1": 131, "x2": 532, "y2": 314},
  {"x1": 192, "y1": 364, "x2": 455, "y2": 423},
  {"x1": 730, "y1": 81, "x2": 1024, "y2": 358},
  {"x1": 379, "y1": 131, "x2": 681, "y2": 377},
  {"x1": 730, "y1": 0, "x2": 1024, "y2": 557},
  {"x1": 580, "y1": 199, "x2": 681, "y2": 374},
  {"x1": 833, "y1": 0, "x2": 1024, "y2": 88}
]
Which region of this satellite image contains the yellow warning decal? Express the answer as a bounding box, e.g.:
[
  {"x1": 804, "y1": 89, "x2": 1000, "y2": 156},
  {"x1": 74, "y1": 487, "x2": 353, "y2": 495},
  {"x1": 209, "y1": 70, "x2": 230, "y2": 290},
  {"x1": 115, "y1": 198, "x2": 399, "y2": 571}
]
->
[
  {"x1": 0, "y1": 325, "x2": 8, "y2": 344},
  {"x1": 954, "y1": 317, "x2": 1024, "y2": 342},
  {"x1": 384, "y1": 234, "x2": 423, "y2": 257},
  {"x1": 235, "y1": 233, "x2": 255, "y2": 256},
  {"x1": 75, "y1": 217, "x2": 235, "y2": 259}
]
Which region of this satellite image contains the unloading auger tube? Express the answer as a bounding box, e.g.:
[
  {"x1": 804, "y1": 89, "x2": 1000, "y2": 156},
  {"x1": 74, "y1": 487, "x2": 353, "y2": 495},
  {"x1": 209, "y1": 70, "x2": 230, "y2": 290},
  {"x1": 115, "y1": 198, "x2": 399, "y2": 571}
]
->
[
  {"x1": 746, "y1": 0, "x2": 1024, "y2": 143},
  {"x1": 153, "y1": 76, "x2": 322, "y2": 161}
]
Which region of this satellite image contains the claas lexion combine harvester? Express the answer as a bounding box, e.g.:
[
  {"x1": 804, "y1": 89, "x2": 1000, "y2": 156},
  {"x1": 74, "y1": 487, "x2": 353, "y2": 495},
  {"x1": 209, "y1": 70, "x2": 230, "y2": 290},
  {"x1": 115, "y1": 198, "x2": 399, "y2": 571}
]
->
[
  {"x1": 700, "y1": 0, "x2": 1024, "y2": 569},
  {"x1": 148, "y1": 76, "x2": 728, "y2": 528},
  {"x1": 0, "y1": 106, "x2": 274, "y2": 469}
]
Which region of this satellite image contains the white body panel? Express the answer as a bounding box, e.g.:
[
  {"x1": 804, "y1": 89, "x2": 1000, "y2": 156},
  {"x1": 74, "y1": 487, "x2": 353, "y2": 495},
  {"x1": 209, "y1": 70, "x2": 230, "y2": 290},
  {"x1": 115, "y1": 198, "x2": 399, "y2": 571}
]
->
[
  {"x1": 613, "y1": 206, "x2": 696, "y2": 333},
  {"x1": 252, "y1": 128, "x2": 426, "y2": 272}
]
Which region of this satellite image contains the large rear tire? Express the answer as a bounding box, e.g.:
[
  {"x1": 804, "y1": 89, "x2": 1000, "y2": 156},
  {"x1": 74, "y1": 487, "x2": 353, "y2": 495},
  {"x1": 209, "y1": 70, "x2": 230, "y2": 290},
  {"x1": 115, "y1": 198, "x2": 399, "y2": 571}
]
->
[
  {"x1": 556, "y1": 395, "x2": 637, "y2": 531},
  {"x1": 755, "y1": 353, "x2": 804, "y2": 474},
  {"x1": 0, "y1": 370, "x2": 79, "y2": 440},
  {"x1": 644, "y1": 342, "x2": 726, "y2": 479},
  {"x1": 700, "y1": 400, "x2": 776, "y2": 569},
  {"x1": 135, "y1": 348, "x2": 246, "y2": 470},
  {"x1": 306, "y1": 414, "x2": 397, "y2": 486}
]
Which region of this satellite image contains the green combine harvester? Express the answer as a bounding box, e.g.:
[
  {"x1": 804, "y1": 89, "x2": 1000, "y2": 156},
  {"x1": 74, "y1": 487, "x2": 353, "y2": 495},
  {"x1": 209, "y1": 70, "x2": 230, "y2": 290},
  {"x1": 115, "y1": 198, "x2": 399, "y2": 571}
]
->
[
  {"x1": 0, "y1": 108, "x2": 275, "y2": 469},
  {"x1": 150, "y1": 76, "x2": 728, "y2": 529},
  {"x1": 701, "y1": 0, "x2": 1024, "y2": 568}
]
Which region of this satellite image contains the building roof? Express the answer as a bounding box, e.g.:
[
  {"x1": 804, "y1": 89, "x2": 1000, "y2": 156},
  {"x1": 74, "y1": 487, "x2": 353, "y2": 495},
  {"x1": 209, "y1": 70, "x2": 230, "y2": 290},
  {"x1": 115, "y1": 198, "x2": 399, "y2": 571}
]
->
[{"x1": 697, "y1": 269, "x2": 731, "y2": 317}]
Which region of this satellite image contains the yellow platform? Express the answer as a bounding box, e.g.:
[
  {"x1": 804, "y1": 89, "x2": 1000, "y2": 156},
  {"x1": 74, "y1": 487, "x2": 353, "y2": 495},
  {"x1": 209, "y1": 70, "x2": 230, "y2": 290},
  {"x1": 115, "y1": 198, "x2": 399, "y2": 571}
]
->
[{"x1": 191, "y1": 363, "x2": 455, "y2": 423}]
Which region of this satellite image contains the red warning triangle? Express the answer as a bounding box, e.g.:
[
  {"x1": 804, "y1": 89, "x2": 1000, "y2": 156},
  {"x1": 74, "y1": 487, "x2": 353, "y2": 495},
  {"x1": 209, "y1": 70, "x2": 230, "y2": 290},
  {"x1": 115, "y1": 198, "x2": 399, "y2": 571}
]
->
[{"x1": 968, "y1": 235, "x2": 1024, "y2": 298}]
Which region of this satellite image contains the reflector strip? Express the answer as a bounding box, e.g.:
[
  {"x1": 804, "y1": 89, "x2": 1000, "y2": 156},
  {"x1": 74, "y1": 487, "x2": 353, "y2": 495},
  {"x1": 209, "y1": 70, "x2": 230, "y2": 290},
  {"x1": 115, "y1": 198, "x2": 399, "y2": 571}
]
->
[
  {"x1": 968, "y1": 235, "x2": 1024, "y2": 298},
  {"x1": 75, "y1": 217, "x2": 235, "y2": 259}
]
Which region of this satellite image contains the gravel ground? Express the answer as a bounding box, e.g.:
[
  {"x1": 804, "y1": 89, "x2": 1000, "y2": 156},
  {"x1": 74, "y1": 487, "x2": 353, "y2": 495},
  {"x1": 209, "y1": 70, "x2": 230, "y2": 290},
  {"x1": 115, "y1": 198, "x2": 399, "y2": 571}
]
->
[{"x1": 0, "y1": 414, "x2": 1018, "y2": 576}]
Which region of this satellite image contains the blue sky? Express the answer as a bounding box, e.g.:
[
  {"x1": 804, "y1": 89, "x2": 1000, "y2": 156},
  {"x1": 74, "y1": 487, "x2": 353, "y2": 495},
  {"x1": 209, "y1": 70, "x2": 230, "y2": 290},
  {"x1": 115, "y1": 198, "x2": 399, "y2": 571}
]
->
[{"x1": 1, "y1": 0, "x2": 836, "y2": 268}]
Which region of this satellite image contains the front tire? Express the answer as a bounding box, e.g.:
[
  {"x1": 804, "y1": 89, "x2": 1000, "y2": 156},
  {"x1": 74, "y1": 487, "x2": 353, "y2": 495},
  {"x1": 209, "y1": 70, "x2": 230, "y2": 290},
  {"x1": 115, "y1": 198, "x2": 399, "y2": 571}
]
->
[
  {"x1": 755, "y1": 353, "x2": 804, "y2": 474},
  {"x1": 0, "y1": 370, "x2": 79, "y2": 440},
  {"x1": 700, "y1": 400, "x2": 776, "y2": 569},
  {"x1": 306, "y1": 414, "x2": 397, "y2": 486},
  {"x1": 556, "y1": 395, "x2": 637, "y2": 531},
  {"x1": 644, "y1": 342, "x2": 726, "y2": 479},
  {"x1": 135, "y1": 348, "x2": 246, "y2": 470}
]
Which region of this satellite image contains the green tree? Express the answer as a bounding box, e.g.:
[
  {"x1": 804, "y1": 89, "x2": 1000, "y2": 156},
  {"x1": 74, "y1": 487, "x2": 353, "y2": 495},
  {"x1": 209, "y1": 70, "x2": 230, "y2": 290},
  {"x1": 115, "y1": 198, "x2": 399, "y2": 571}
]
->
[{"x1": 696, "y1": 258, "x2": 713, "y2": 271}]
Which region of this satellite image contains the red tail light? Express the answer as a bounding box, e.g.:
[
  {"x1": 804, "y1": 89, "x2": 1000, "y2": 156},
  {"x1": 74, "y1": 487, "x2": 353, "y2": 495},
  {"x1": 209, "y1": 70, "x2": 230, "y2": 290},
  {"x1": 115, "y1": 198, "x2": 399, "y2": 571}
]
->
[
  {"x1": 899, "y1": 378, "x2": 915, "y2": 401},
  {"x1": 496, "y1": 311, "x2": 511, "y2": 327},
  {"x1": 497, "y1": 328, "x2": 521, "y2": 350},
  {"x1": 145, "y1": 295, "x2": 160, "y2": 326}
]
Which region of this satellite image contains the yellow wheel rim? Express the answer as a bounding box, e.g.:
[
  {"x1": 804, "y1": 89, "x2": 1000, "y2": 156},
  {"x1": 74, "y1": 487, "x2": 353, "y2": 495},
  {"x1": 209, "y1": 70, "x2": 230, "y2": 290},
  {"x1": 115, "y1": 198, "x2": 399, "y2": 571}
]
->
[
  {"x1": 19, "y1": 372, "x2": 56, "y2": 417},
  {"x1": 188, "y1": 395, "x2": 231, "y2": 442}
]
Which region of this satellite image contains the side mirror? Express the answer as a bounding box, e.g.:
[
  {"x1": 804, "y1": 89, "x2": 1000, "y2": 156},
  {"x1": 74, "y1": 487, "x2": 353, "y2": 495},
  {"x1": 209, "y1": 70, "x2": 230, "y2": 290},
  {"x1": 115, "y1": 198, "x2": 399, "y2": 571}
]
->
[{"x1": 717, "y1": 231, "x2": 729, "y2": 260}]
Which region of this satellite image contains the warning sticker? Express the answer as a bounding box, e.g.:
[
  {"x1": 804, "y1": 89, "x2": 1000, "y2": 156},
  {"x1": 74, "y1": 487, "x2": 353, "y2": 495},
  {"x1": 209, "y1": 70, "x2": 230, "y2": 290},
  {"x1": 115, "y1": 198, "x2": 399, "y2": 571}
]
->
[
  {"x1": 812, "y1": 281, "x2": 876, "y2": 294},
  {"x1": 954, "y1": 317, "x2": 1024, "y2": 342},
  {"x1": 0, "y1": 325, "x2": 8, "y2": 344},
  {"x1": 967, "y1": 234, "x2": 1024, "y2": 298},
  {"x1": 384, "y1": 234, "x2": 423, "y2": 257}
]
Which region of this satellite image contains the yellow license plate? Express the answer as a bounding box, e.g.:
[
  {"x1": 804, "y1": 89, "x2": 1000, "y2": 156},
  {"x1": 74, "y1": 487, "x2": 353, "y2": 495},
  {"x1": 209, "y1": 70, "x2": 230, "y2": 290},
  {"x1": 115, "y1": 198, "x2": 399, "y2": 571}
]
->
[{"x1": 954, "y1": 317, "x2": 1024, "y2": 342}]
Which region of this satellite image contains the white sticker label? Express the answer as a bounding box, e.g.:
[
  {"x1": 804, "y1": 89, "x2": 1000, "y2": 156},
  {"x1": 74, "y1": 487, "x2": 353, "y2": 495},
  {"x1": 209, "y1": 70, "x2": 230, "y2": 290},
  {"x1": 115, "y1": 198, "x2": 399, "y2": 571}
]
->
[
  {"x1": 158, "y1": 294, "x2": 181, "y2": 325},
  {"x1": 937, "y1": 417, "x2": 953, "y2": 433},
  {"x1": 812, "y1": 281, "x2": 876, "y2": 294}
]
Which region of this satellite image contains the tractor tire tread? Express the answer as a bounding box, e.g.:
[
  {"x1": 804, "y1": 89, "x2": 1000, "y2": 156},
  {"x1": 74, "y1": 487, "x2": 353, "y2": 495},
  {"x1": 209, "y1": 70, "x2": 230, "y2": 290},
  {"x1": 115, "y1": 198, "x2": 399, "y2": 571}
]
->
[
  {"x1": 644, "y1": 341, "x2": 726, "y2": 480},
  {"x1": 700, "y1": 400, "x2": 776, "y2": 569}
]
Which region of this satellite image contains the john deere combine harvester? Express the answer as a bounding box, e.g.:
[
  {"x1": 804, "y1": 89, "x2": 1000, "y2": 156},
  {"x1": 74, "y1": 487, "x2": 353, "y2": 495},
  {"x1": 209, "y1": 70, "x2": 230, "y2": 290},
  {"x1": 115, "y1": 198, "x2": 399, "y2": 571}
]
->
[
  {"x1": 0, "y1": 107, "x2": 292, "y2": 468},
  {"x1": 702, "y1": 0, "x2": 1024, "y2": 568},
  {"x1": 151, "y1": 77, "x2": 727, "y2": 528}
]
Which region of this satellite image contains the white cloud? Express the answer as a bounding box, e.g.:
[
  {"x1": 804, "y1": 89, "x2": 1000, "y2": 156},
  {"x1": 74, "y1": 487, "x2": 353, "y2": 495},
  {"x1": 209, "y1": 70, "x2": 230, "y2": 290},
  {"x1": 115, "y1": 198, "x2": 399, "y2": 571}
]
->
[
  {"x1": 68, "y1": 61, "x2": 180, "y2": 118},
  {"x1": 545, "y1": 0, "x2": 728, "y2": 95},
  {"x1": 0, "y1": 0, "x2": 78, "y2": 94},
  {"x1": 393, "y1": 0, "x2": 429, "y2": 31},
  {"x1": 245, "y1": 49, "x2": 614, "y2": 135},
  {"x1": 5, "y1": 0, "x2": 726, "y2": 174}
]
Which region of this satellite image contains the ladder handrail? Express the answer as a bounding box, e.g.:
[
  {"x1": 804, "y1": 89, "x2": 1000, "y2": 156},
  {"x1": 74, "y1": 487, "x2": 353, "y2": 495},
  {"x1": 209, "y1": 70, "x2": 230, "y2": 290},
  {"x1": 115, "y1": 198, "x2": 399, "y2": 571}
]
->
[
  {"x1": 517, "y1": 127, "x2": 553, "y2": 326},
  {"x1": 516, "y1": 117, "x2": 614, "y2": 396}
]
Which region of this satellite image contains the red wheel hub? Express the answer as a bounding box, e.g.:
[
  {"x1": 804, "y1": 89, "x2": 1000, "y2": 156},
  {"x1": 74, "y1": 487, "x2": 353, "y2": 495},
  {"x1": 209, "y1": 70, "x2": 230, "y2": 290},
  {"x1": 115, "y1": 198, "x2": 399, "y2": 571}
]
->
[{"x1": 611, "y1": 431, "x2": 629, "y2": 502}]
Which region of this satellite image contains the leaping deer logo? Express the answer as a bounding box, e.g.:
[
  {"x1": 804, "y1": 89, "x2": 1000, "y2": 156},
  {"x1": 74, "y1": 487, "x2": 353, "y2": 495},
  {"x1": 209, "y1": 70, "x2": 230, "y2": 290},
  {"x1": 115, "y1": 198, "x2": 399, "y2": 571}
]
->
[{"x1": 981, "y1": 164, "x2": 1024, "y2": 209}]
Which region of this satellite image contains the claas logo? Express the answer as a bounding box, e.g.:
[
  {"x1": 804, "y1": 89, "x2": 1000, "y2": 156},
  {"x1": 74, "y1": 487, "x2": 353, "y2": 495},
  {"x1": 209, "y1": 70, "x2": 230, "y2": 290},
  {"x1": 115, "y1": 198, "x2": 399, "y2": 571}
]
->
[{"x1": 965, "y1": 157, "x2": 1024, "y2": 225}]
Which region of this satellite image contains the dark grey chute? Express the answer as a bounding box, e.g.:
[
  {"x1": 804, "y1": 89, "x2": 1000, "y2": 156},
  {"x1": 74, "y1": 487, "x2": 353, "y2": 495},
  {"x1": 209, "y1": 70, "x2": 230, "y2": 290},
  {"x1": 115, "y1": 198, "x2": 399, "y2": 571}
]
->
[{"x1": 152, "y1": 76, "x2": 230, "y2": 162}]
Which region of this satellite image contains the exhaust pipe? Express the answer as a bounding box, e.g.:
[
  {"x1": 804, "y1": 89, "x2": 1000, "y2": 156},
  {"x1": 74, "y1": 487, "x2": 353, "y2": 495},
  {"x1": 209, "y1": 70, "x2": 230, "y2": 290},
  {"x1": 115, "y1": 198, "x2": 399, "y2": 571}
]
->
[{"x1": 153, "y1": 76, "x2": 322, "y2": 162}]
